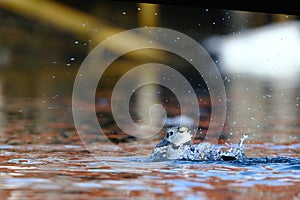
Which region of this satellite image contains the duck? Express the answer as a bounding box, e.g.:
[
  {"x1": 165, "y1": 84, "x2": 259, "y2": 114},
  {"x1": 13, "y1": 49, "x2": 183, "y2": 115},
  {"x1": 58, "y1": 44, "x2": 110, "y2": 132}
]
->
[{"x1": 149, "y1": 126, "x2": 247, "y2": 162}]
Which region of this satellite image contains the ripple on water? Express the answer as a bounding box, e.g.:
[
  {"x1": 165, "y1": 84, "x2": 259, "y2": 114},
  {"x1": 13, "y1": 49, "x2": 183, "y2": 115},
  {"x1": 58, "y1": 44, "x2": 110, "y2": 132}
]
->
[
  {"x1": 278, "y1": 165, "x2": 300, "y2": 171},
  {"x1": 0, "y1": 142, "x2": 299, "y2": 199},
  {"x1": 0, "y1": 178, "x2": 52, "y2": 189}
]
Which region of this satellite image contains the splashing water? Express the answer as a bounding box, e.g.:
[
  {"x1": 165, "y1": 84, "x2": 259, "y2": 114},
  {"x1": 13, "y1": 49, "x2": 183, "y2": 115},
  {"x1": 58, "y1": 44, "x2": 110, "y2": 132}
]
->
[{"x1": 149, "y1": 127, "x2": 249, "y2": 162}]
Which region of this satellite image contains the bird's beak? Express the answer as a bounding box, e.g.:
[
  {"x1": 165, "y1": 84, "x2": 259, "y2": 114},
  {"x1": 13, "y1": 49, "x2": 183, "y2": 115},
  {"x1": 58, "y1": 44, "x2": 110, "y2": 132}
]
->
[{"x1": 155, "y1": 138, "x2": 170, "y2": 147}]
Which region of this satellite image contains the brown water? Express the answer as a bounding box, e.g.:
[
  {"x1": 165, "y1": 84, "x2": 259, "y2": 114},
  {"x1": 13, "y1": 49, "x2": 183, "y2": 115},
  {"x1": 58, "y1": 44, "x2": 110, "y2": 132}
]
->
[
  {"x1": 1, "y1": 1, "x2": 300, "y2": 198},
  {"x1": 0, "y1": 142, "x2": 299, "y2": 200},
  {"x1": 0, "y1": 68, "x2": 299, "y2": 200}
]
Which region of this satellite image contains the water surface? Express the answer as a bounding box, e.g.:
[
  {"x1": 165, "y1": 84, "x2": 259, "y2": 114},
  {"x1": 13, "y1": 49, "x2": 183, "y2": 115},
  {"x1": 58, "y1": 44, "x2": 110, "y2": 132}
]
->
[{"x1": 0, "y1": 139, "x2": 299, "y2": 199}]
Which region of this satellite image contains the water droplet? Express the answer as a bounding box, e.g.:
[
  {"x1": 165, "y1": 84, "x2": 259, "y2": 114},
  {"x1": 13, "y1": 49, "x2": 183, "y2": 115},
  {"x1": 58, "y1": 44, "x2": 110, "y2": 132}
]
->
[
  {"x1": 122, "y1": 11, "x2": 126, "y2": 15},
  {"x1": 137, "y1": 7, "x2": 141, "y2": 11},
  {"x1": 74, "y1": 41, "x2": 79, "y2": 44},
  {"x1": 52, "y1": 95, "x2": 59, "y2": 99},
  {"x1": 70, "y1": 57, "x2": 75, "y2": 61},
  {"x1": 52, "y1": 75, "x2": 55, "y2": 79}
]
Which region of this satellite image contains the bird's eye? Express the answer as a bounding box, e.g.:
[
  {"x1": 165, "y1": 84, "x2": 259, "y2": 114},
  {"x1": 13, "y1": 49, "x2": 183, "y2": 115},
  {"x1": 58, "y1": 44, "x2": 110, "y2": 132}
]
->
[{"x1": 168, "y1": 131, "x2": 173, "y2": 137}]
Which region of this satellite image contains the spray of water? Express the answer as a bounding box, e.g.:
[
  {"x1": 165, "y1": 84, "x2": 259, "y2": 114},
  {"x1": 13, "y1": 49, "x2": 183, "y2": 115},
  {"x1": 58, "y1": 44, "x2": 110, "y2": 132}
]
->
[{"x1": 149, "y1": 127, "x2": 249, "y2": 162}]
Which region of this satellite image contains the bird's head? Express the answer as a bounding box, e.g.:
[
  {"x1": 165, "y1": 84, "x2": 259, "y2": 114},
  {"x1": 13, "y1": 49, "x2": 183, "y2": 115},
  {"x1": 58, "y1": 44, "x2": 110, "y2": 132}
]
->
[{"x1": 156, "y1": 126, "x2": 192, "y2": 148}]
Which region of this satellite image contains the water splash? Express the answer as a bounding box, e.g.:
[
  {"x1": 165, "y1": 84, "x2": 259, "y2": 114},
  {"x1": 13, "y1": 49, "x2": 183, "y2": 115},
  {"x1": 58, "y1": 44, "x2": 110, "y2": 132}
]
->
[
  {"x1": 217, "y1": 134, "x2": 248, "y2": 161},
  {"x1": 182, "y1": 134, "x2": 249, "y2": 162},
  {"x1": 149, "y1": 127, "x2": 249, "y2": 162}
]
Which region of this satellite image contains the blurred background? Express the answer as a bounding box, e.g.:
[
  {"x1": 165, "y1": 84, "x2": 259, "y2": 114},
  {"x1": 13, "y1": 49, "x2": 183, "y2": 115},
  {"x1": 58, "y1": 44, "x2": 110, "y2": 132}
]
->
[{"x1": 0, "y1": 0, "x2": 299, "y2": 145}]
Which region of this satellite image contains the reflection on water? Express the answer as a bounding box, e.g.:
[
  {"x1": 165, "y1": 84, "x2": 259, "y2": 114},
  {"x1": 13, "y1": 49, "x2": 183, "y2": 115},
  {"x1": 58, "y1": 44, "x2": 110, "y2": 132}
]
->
[
  {"x1": 0, "y1": 66, "x2": 299, "y2": 199},
  {"x1": 0, "y1": 143, "x2": 299, "y2": 199},
  {"x1": 0, "y1": 55, "x2": 298, "y2": 199},
  {"x1": 0, "y1": 2, "x2": 299, "y2": 198}
]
